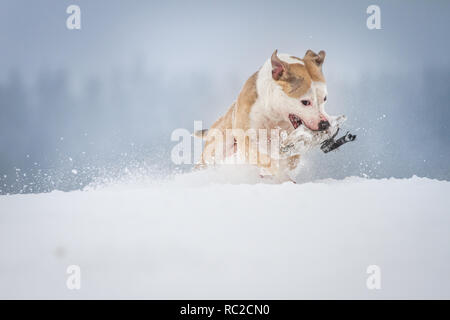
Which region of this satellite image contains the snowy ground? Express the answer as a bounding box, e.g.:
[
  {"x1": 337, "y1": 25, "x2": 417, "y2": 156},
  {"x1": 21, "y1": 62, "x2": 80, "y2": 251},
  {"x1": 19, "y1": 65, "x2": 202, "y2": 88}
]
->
[{"x1": 0, "y1": 168, "x2": 449, "y2": 299}]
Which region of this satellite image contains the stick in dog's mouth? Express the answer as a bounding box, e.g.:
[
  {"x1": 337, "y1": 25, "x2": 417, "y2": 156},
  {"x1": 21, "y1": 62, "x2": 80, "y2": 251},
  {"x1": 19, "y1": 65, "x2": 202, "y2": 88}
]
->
[
  {"x1": 288, "y1": 114, "x2": 303, "y2": 129},
  {"x1": 320, "y1": 128, "x2": 356, "y2": 153},
  {"x1": 280, "y1": 113, "x2": 356, "y2": 156}
]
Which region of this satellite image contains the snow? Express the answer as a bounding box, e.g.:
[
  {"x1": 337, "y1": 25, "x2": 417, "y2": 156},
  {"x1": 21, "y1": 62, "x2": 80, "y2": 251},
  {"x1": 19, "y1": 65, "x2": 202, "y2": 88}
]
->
[{"x1": 0, "y1": 168, "x2": 449, "y2": 299}]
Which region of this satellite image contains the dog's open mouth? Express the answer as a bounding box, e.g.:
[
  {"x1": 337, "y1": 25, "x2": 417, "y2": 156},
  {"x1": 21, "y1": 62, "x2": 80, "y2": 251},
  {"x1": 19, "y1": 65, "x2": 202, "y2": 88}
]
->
[{"x1": 289, "y1": 114, "x2": 303, "y2": 129}]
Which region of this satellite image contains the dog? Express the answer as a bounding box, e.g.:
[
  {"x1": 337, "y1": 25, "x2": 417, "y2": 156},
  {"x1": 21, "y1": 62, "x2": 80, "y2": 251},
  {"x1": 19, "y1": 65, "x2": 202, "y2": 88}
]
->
[{"x1": 195, "y1": 49, "x2": 333, "y2": 182}]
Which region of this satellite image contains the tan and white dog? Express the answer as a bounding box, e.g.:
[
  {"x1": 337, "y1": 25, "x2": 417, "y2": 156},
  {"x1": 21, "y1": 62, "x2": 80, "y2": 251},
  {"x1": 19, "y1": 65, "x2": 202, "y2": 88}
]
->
[{"x1": 196, "y1": 49, "x2": 336, "y2": 182}]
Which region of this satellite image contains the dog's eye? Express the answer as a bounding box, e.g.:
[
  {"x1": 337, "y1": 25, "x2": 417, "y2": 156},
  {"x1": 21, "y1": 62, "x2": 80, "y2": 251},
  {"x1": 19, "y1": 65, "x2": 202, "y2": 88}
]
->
[
  {"x1": 301, "y1": 100, "x2": 311, "y2": 106},
  {"x1": 324, "y1": 96, "x2": 327, "y2": 102}
]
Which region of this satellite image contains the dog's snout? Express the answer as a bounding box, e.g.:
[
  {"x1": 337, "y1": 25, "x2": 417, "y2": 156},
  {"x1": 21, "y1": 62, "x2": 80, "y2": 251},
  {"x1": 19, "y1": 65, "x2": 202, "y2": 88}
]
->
[{"x1": 318, "y1": 120, "x2": 330, "y2": 131}]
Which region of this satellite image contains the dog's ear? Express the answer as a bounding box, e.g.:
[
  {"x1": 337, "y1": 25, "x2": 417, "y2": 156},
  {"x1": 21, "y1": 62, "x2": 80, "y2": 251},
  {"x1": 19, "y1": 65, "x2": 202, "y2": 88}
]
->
[
  {"x1": 271, "y1": 50, "x2": 288, "y2": 81},
  {"x1": 304, "y1": 49, "x2": 326, "y2": 67},
  {"x1": 315, "y1": 50, "x2": 326, "y2": 66}
]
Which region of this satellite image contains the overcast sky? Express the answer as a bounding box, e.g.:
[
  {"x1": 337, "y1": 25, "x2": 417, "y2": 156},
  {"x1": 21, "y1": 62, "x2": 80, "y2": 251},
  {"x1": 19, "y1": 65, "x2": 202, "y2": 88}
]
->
[{"x1": 1, "y1": 0, "x2": 449, "y2": 82}]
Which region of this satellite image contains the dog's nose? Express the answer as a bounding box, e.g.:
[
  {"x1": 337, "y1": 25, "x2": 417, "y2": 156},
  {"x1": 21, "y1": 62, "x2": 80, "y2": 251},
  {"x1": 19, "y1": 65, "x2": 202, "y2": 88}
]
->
[{"x1": 318, "y1": 120, "x2": 330, "y2": 131}]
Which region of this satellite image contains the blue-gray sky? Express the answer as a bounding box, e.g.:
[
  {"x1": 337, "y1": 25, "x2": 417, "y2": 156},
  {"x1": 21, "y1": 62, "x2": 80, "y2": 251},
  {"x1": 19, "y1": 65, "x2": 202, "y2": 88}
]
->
[
  {"x1": 1, "y1": 1, "x2": 450, "y2": 79},
  {"x1": 1, "y1": 0, "x2": 449, "y2": 193}
]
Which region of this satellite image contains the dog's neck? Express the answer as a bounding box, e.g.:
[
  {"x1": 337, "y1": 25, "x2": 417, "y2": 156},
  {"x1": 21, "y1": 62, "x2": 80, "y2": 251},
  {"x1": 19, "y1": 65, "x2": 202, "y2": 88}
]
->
[{"x1": 249, "y1": 58, "x2": 298, "y2": 132}]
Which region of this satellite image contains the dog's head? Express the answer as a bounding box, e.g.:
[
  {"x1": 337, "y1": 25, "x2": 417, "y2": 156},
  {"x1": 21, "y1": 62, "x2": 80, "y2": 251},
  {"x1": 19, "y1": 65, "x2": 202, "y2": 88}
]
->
[{"x1": 271, "y1": 49, "x2": 330, "y2": 132}]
